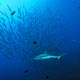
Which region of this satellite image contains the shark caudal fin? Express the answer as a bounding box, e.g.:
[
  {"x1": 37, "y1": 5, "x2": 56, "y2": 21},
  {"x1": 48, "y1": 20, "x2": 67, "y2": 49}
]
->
[{"x1": 58, "y1": 53, "x2": 66, "y2": 61}]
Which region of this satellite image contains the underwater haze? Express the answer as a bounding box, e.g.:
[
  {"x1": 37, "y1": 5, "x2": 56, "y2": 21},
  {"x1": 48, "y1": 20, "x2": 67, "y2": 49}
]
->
[{"x1": 0, "y1": 0, "x2": 80, "y2": 80}]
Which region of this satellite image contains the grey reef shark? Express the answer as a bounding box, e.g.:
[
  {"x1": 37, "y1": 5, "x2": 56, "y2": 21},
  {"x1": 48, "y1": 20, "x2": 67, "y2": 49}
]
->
[{"x1": 33, "y1": 50, "x2": 66, "y2": 61}]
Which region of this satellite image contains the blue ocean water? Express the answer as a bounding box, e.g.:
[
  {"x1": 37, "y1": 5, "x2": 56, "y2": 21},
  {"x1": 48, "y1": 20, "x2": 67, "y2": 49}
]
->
[{"x1": 0, "y1": 0, "x2": 80, "y2": 80}]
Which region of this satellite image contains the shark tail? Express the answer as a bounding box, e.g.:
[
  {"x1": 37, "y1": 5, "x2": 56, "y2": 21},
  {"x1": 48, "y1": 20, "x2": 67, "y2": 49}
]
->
[{"x1": 58, "y1": 53, "x2": 65, "y2": 61}]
